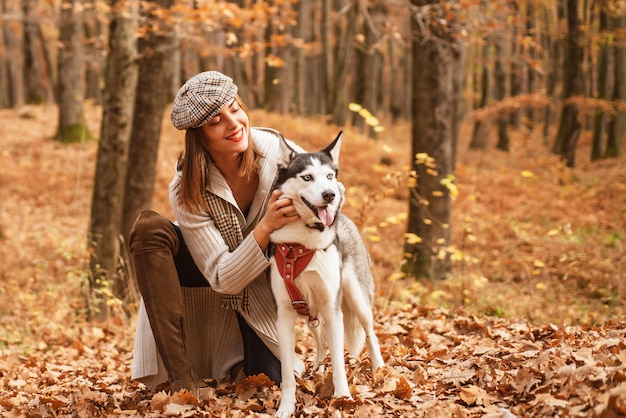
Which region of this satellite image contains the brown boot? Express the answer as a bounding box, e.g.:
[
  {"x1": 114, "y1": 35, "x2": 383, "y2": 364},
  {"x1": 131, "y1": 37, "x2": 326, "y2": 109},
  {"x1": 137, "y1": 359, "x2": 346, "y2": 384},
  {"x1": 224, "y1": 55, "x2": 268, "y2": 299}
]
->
[{"x1": 130, "y1": 210, "x2": 198, "y2": 394}]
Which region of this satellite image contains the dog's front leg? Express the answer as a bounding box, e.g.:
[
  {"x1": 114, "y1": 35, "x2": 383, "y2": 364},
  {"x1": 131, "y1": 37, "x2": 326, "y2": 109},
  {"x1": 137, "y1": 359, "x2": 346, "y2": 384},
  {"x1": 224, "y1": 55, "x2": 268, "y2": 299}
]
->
[
  {"x1": 324, "y1": 308, "x2": 351, "y2": 399},
  {"x1": 275, "y1": 309, "x2": 298, "y2": 418}
]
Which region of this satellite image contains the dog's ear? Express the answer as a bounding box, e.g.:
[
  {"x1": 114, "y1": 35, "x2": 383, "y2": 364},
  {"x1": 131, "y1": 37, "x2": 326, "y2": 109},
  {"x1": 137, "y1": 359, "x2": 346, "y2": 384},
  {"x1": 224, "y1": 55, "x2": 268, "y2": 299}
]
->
[
  {"x1": 322, "y1": 131, "x2": 342, "y2": 164},
  {"x1": 277, "y1": 133, "x2": 297, "y2": 169}
]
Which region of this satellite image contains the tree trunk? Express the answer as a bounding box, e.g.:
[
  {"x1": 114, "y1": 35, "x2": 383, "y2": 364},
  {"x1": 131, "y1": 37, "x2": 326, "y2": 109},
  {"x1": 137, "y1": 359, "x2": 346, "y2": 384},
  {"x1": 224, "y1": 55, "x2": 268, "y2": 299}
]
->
[
  {"x1": 22, "y1": 0, "x2": 54, "y2": 104},
  {"x1": 321, "y1": 0, "x2": 331, "y2": 114},
  {"x1": 605, "y1": 11, "x2": 625, "y2": 159},
  {"x1": 83, "y1": 0, "x2": 105, "y2": 104},
  {"x1": 88, "y1": 0, "x2": 139, "y2": 320},
  {"x1": 525, "y1": 1, "x2": 536, "y2": 129},
  {"x1": 552, "y1": 0, "x2": 584, "y2": 167},
  {"x1": 494, "y1": 40, "x2": 509, "y2": 151},
  {"x1": 294, "y1": 0, "x2": 307, "y2": 114},
  {"x1": 591, "y1": 8, "x2": 610, "y2": 161},
  {"x1": 55, "y1": 0, "x2": 91, "y2": 143},
  {"x1": 352, "y1": 0, "x2": 384, "y2": 138},
  {"x1": 543, "y1": 3, "x2": 563, "y2": 145},
  {"x1": 509, "y1": 0, "x2": 522, "y2": 129},
  {"x1": 330, "y1": 0, "x2": 356, "y2": 126},
  {"x1": 404, "y1": 0, "x2": 463, "y2": 280},
  {"x1": 121, "y1": 0, "x2": 175, "y2": 242},
  {"x1": 469, "y1": 42, "x2": 491, "y2": 150},
  {"x1": 2, "y1": 0, "x2": 24, "y2": 107}
]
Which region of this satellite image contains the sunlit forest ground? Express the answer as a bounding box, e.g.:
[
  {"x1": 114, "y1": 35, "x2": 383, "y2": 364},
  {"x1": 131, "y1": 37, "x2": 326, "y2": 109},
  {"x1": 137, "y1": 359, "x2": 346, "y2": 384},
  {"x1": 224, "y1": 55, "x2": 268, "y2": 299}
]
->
[{"x1": 1, "y1": 104, "x2": 625, "y2": 416}]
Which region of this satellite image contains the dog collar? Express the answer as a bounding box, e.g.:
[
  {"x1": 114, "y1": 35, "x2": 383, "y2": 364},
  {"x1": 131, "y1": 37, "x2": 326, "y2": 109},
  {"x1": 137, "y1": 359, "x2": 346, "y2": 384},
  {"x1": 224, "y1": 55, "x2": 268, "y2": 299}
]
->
[{"x1": 275, "y1": 243, "x2": 320, "y2": 327}]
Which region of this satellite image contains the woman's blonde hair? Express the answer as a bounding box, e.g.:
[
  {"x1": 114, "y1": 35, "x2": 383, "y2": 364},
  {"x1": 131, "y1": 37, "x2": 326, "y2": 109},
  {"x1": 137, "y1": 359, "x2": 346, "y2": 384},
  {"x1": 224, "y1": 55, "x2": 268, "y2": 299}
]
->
[{"x1": 175, "y1": 95, "x2": 260, "y2": 211}]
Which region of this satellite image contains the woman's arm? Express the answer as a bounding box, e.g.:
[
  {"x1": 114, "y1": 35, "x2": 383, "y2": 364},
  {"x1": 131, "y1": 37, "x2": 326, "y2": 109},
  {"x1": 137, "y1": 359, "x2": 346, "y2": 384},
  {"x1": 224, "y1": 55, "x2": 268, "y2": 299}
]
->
[
  {"x1": 171, "y1": 189, "x2": 299, "y2": 295},
  {"x1": 172, "y1": 201, "x2": 266, "y2": 294}
]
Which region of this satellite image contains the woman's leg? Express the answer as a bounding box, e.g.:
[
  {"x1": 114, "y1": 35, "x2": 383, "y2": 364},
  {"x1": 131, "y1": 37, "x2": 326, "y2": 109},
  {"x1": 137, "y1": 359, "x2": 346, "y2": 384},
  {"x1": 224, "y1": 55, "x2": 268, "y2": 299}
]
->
[
  {"x1": 236, "y1": 313, "x2": 282, "y2": 385},
  {"x1": 131, "y1": 210, "x2": 281, "y2": 386},
  {"x1": 129, "y1": 210, "x2": 197, "y2": 393},
  {"x1": 171, "y1": 222, "x2": 282, "y2": 383}
]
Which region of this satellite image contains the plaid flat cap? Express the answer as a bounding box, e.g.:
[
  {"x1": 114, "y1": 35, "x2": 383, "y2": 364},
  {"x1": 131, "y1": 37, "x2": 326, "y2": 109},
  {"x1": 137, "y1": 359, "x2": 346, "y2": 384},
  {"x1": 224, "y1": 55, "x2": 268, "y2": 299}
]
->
[{"x1": 170, "y1": 71, "x2": 238, "y2": 130}]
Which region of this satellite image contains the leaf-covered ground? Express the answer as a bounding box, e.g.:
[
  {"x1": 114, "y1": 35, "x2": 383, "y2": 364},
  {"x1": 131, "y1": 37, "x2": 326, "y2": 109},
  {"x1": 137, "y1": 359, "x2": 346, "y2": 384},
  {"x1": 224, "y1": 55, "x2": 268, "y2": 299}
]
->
[{"x1": 1, "y1": 105, "x2": 625, "y2": 417}]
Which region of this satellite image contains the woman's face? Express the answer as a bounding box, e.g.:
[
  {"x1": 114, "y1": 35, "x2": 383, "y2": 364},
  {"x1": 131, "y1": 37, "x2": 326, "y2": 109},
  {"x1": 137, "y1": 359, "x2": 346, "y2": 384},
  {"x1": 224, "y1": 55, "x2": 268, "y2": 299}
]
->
[{"x1": 200, "y1": 98, "x2": 250, "y2": 158}]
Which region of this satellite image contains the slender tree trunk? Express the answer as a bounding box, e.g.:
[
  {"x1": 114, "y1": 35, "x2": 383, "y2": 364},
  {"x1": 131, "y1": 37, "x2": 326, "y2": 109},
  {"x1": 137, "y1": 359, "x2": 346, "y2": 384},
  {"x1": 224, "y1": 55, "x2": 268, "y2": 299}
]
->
[
  {"x1": 331, "y1": 0, "x2": 356, "y2": 125},
  {"x1": 83, "y1": 0, "x2": 105, "y2": 104},
  {"x1": 23, "y1": 0, "x2": 54, "y2": 104},
  {"x1": 469, "y1": 42, "x2": 491, "y2": 149},
  {"x1": 352, "y1": 0, "x2": 384, "y2": 138},
  {"x1": 509, "y1": 0, "x2": 522, "y2": 129},
  {"x1": 1, "y1": 0, "x2": 24, "y2": 107},
  {"x1": 321, "y1": 0, "x2": 331, "y2": 114},
  {"x1": 121, "y1": 0, "x2": 175, "y2": 242},
  {"x1": 494, "y1": 40, "x2": 509, "y2": 151},
  {"x1": 404, "y1": 0, "x2": 463, "y2": 280},
  {"x1": 543, "y1": 3, "x2": 563, "y2": 145},
  {"x1": 294, "y1": 0, "x2": 306, "y2": 114},
  {"x1": 525, "y1": 1, "x2": 536, "y2": 129},
  {"x1": 88, "y1": 0, "x2": 139, "y2": 320},
  {"x1": 552, "y1": 0, "x2": 584, "y2": 167},
  {"x1": 605, "y1": 12, "x2": 625, "y2": 159},
  {"x1": 55, "y1": 0, "x2": 91, "y2": 143},
  {"x1": 591, "y1": 8, "x2": 610, "y2": 161}
]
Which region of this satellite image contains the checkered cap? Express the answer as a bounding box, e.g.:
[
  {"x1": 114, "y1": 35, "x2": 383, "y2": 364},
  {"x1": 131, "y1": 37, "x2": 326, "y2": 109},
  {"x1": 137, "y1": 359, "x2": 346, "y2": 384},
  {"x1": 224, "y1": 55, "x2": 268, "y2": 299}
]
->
[{"x1": 170, "y1": 71, "x2": 238, "y2": 130}]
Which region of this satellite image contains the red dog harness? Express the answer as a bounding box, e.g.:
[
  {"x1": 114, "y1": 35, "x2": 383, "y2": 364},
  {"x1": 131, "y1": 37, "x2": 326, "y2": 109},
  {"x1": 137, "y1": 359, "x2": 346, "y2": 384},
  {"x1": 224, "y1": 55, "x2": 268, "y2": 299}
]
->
[{"x1": 274, "y1": 243, "x2": 320, "y2": 327}]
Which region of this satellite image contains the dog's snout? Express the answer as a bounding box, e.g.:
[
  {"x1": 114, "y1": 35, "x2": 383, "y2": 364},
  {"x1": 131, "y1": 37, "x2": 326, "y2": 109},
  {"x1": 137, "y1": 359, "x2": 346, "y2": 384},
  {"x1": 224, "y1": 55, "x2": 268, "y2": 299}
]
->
[{"x1": 322, "y1": 190, "x2": 335, "y2": 203}]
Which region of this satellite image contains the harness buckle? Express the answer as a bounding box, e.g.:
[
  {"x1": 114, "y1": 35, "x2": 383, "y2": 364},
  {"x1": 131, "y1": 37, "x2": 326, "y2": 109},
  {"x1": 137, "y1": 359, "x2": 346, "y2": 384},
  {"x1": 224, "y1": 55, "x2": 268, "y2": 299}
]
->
[{"x1": 291, "y1": 300, "x2": 308, "y2": 311}]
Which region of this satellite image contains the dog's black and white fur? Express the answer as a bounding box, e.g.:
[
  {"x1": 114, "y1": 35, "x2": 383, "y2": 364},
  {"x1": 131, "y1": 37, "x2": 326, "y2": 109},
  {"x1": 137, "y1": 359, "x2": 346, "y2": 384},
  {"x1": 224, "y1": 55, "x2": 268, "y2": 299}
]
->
[{"x1": 269, "y1": 132, "x2": 384, "y2": 418}]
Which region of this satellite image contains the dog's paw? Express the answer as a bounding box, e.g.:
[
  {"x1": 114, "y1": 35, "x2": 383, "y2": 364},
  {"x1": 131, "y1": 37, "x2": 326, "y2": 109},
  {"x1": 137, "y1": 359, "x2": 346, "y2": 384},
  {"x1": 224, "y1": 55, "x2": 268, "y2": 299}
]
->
[{"x1": 275, "y1": 403, "x2": 296, "y2": 418}]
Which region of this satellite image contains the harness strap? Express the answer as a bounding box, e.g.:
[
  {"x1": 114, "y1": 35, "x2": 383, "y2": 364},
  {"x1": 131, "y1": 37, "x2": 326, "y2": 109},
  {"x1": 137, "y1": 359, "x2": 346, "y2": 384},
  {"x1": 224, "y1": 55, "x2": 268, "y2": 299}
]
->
[{"x1": 275, "y1": 243, "x2": 319, "y2": 326}]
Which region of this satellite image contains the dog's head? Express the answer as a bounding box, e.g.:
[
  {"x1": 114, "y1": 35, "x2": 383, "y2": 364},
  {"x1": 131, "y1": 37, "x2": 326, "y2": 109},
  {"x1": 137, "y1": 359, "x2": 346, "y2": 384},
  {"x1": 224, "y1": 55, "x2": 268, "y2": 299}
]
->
[{"x1": 273, "y1": 131, "x2": 344, "y2": 230}]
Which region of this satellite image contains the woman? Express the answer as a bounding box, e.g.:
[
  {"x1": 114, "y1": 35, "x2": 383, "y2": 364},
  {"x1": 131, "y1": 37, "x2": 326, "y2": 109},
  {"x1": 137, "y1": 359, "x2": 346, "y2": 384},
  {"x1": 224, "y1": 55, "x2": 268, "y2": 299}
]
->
[{"x1": 129, "y1": 71, "x2": 303, "y2": 394}]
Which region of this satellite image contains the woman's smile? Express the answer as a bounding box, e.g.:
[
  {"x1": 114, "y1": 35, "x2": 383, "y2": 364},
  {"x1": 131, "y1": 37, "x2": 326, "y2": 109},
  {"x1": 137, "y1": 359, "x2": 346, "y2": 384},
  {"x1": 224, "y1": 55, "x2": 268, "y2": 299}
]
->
[{"x1": 227, "y1": 128, "x2": 244, "y2": 142}]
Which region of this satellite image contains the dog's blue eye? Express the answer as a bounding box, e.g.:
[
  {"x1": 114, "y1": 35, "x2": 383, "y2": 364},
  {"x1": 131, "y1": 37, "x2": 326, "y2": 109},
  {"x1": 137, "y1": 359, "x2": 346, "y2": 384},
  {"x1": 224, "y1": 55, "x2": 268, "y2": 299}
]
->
[
  {"x1": 327, "y1": 173, "x2": 334, "y2": 180},
  {"x1": 302, "y1": 175, "x2": 312, "y2": 182}
]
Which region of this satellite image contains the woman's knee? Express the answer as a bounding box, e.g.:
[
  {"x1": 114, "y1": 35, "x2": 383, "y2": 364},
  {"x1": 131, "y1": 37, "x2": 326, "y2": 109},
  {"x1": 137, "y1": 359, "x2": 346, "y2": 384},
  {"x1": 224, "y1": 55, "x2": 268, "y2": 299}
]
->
[{"x1": 129, "y1": 210, "x2": 179, "y2": 255}]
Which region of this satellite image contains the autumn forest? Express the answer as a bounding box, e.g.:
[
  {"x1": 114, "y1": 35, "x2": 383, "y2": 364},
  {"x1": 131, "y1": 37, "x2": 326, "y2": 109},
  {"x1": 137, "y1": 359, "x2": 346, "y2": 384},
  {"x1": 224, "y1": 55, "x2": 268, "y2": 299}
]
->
[{"x1": 1, "y1": 0, "x2": 626, "y2": 416}]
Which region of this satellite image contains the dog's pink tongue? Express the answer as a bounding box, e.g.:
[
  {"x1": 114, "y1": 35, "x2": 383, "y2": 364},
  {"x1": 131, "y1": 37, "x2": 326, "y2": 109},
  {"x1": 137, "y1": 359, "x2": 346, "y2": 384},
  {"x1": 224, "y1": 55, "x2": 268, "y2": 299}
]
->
[{"x1": 317, "y1": 206, "x2": 334, "y2": 226}]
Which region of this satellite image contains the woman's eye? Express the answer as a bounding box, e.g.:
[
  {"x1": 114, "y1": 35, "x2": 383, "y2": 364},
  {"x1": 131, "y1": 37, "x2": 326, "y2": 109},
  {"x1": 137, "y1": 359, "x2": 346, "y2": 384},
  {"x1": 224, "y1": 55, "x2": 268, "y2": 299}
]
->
[{"x1": 301, "y1": 175, "x2": 312, "y2": 182}]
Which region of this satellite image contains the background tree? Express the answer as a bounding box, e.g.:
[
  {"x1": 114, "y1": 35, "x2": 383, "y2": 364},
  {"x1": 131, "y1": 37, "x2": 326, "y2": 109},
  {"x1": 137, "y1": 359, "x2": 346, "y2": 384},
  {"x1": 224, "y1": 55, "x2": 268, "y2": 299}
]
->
[
  {"x1": 1, "y1": 0, "x2": 24, "y2": 108},
  {"x1": 591, "y1": 5, "x2": 610, "y2": 161},
  {"x1": 469, "y1": 40, "x2": 491, "y2": 150},
  {"x1": 22, "y1": 0, "x2": 54, "y2": 104},
  {"x1": 55, "y1": 0, "x2": 92, "y2": 143},
  {"x1": 121, "y1": 0, "x2": 175, "y2": 242},
  {"x1": 494, "y1": 36, "x2": 510, "y2": 151},
  {"x1": 88, "y1": 0, "x2": 139, "y2": 320},
  {"x1": 605, "y1": 8, "x2": 625, "y2": 158},
  {"x1": 404, "y1": 0, "x2": 464, "y2": 280},
  {"x1": 552, "y1": 0, "x2": 584, "y2": 167}
]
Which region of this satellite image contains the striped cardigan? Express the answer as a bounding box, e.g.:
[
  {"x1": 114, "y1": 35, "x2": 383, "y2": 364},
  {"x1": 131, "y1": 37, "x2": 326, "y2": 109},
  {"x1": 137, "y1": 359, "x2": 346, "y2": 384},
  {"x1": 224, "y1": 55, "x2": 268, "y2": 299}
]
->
[{"x1": 131, "y1": 128, "x2": 304, "y2": 388}]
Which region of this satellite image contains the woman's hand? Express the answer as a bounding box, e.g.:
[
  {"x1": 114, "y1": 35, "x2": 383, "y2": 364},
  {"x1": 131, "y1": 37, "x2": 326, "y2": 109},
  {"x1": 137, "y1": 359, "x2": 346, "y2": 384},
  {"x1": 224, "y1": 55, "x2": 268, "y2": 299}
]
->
[{"x1": 253, "y1": 189, "x2": 300, "y2": 250}]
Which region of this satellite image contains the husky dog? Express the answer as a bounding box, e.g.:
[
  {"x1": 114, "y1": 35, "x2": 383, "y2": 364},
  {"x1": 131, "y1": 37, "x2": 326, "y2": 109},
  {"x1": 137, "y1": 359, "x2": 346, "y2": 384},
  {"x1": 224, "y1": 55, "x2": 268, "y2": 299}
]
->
[{"x1": 269, "y1": 131, "x2": 385, "y2": 418}]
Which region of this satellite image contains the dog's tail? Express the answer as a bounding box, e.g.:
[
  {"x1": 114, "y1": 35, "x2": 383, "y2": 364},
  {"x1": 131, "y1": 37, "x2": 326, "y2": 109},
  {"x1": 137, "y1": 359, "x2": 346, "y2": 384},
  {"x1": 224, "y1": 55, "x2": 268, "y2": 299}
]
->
[{"x1": 342, "y1": 299, "x2": 366, "y2": 357}]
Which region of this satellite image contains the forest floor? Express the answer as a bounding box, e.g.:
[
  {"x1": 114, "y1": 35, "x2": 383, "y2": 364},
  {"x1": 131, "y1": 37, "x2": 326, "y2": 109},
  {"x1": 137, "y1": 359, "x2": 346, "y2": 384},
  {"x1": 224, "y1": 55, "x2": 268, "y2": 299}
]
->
[{"x1": 0, "y1": 104, "x2": 625, "y2": 417}]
